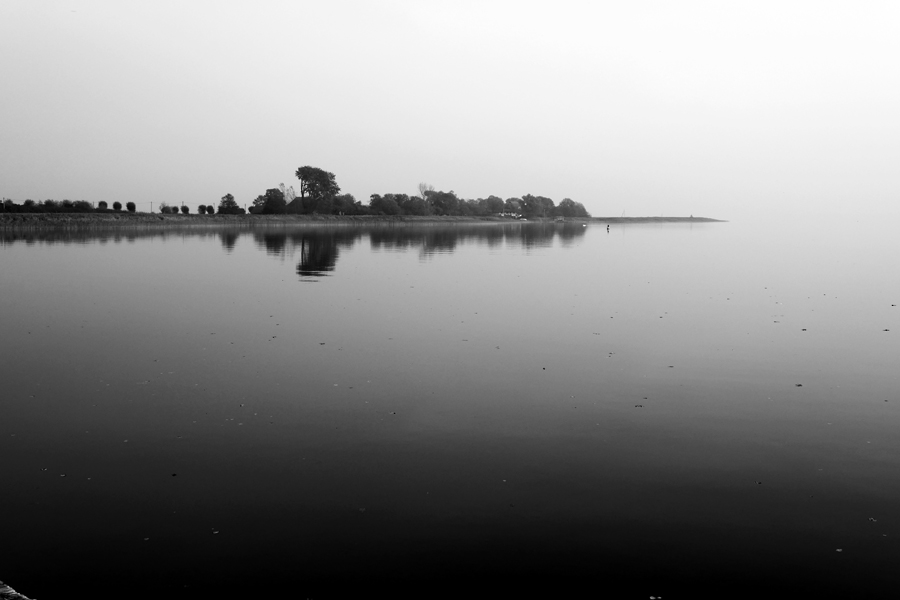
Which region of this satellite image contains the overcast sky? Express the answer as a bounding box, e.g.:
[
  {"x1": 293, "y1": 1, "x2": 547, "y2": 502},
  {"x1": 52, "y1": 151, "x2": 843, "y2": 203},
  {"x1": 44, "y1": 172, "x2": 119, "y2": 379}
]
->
[{"x1": 2, "y1": 1, "x2": 898, "y2": 218}]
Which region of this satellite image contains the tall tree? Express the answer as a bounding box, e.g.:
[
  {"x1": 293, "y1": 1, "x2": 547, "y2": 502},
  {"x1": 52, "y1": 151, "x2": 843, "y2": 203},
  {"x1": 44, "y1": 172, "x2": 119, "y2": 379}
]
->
[{"x1": 294, "y1": 166, "x2": 340, "y2": 212}]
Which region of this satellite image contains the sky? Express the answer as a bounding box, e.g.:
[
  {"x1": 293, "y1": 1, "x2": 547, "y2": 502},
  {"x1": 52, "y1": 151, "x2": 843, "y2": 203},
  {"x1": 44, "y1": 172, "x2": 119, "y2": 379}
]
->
[{"x1": 1, "y1": 0, "x2": 899, "y2": 219}]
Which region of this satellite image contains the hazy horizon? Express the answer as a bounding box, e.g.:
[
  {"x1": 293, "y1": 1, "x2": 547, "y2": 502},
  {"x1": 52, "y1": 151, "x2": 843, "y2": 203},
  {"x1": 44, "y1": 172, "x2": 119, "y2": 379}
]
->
[{"x1": 2, "y1": 1, "x2": 898, "y2": 220}]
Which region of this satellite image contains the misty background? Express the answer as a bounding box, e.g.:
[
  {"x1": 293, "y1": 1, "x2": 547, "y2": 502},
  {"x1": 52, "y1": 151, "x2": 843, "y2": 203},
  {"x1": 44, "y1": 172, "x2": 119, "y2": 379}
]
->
[{"x1": 2, "y1": 0, "x2": 898, "y2": 219}]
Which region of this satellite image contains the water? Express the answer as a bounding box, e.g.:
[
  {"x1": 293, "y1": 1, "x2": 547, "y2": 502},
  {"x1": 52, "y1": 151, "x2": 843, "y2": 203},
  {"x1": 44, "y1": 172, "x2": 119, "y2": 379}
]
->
[{"x1": 1, "y1": 219, "x2": 897, "y2": 598}]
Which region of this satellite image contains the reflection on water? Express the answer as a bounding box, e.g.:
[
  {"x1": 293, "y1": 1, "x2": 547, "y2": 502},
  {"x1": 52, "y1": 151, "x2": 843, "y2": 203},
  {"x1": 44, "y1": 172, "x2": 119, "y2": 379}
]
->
[
  {"x1": 1, "y1": 222, "x2": 588, "y2": 280},
  {"x1": 2, "y1": 218, "x2": 898, "y2": 599}
]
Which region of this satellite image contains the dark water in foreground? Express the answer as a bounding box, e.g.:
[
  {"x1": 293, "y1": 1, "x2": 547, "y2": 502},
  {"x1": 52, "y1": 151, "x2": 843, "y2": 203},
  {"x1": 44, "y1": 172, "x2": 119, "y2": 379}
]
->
[{"x1": 1, "y1": 219, "x2": 898, "y2": 598}]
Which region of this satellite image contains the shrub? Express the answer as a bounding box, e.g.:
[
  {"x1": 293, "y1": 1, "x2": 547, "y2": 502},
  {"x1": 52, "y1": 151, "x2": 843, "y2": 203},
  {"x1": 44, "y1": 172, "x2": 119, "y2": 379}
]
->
[
  {"x1": 181, "y1": 205, "x2": 189, "y2": 214},
  {"x1": 198, "y1": 204, "x2": 207, "y2": 214},
  {"x1": 98, "y1": 201, "x2": 108, "y2": 209},
  {"x1": 113, "y1": 201, "x2": 122, "y2": 211},
  {"x1": 126, "y1": 202, "x2": 136, "y2": 212},
  {"x1": 207, "y1": 206, "x2": 216, "y2": 215}
]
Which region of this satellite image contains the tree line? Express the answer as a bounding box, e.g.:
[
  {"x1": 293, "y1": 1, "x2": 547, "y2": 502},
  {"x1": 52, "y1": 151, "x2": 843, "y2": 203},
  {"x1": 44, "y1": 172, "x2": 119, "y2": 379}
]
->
[
  {"x1": 2, "y1": 165, "x2": 591, "y2": 219},
  {"x1": 229, "y1": 166, "x2": 590, "y2": 218},
  {"x1": 1, "y1": 199, "x2": 138, "y2": 213}
]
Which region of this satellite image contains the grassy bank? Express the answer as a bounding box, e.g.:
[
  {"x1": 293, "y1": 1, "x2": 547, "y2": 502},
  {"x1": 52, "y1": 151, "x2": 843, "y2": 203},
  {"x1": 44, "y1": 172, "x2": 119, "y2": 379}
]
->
[{"x1": 0, "y1": 212, "x2": 724, "y2": 229}]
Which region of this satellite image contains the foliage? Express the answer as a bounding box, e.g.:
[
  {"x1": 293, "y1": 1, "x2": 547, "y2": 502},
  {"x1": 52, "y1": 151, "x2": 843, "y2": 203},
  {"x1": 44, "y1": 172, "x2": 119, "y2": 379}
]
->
[
  {"x1": 294, "y1": 166, "x2": 340, "y2": 213},
  {"x1": 555, "y1": 198, "x2": 590, "y2": 218},
  {"x1": 198, "y1": 204, "x2": 207, "y2": 214},
  {"x1": 332, "y1": 193, "x2": 362, "y2": 215},
  {"x1": 126, "y1": 202, "x2": 136, "y2": 212},
  {"x1": 181, "y1": 205, "x2": 190, "y2": 214},
  {"x1": 425, "y1": 190, "x2": 460, "y2": 216},
  {"x1": 521, "y1": 194, "x2": 555, "y2": 218},
  {"x1": 218, "y1": 193, "x2": 242, "y2": 215},
  {"x1": 113, "y1": 201, "x2": 122, "y2": 211},
  {"x1": 368, "y1": 194, "x2": 400, "y2": 215},
  {"x1": 261, "y1": 188, "x2": 287, "y2": 214},
  {"x1": 98, "y1": 201, "x2": 108, "y2": 210}
]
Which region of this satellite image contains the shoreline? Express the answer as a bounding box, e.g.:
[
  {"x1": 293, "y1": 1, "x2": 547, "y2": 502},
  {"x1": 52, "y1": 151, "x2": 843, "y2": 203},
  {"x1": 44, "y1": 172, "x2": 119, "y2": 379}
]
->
[{"x1": 0, "y1": 213, "x2": 725, "y2": 229}]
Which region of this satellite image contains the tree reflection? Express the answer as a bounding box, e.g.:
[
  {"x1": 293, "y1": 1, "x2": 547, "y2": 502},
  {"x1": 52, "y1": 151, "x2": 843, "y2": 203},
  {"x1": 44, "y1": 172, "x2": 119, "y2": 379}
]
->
[
  {"x1": 1, "y1": 222, "x2": 588, "y2": 276},
  {"x1": 297, "y1": 236, "x2": 339, "y2": 278},
  {"x1": 219, "y1": 230, "x2": 239, "y2": 252}
]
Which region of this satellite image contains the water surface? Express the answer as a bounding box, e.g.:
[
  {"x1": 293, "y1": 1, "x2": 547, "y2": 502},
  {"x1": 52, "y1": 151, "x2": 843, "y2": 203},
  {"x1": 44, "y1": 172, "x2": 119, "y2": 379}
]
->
[{"x1": 1, "y1": 219, "x2": 897, "y2": 598}]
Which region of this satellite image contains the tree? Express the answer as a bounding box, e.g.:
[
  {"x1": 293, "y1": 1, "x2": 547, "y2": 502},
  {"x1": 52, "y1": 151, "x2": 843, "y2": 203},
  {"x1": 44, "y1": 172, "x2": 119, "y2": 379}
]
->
[
  {"x1": 198, "y1": 204, "x2": 207, "y2": 214},
  {"x1": 418, "y1": 182, "x2": 434, "y2": 202},
  {"x1": 98, "y1": 201, "x2": 108, "y2": 210},
  {"x1": 181, "y1": 205, "x2": 190, "y2": 214},
  {"x1": 426, "y1": 190, "x2": 459, "y2": 216},
  {"x1": 484, "y1": 195, "x2": 505, "y2": 214},
  {"x1": 250, "y1": 195, "x2": 266, "y2": 214},
  {"x1": 126, "y1": 202, "x2": 136, "y2": 212},
  {"x1": 368, "y1": 194, "x2": 400, "y2": 215},
  {"x1": 261, "y1": 188, "x2": 286, "y2": 214},
  {"x1": 401, "y1": 195, "x2": 430, "y2": 216},
  {"x1": 521, "y1": 194, "x2": 555, "y2": 218},
  {"x1": 218, "y1": 193, "x2": 241, "y2": 215},
  {"x1": 113, "y1": 201, "x2": 122, "y2": 211},
  {"x1": 206, "y1": 205, "x2": 216, "y2": 215},
  {"x1": 555, "y1": 198, "x2": 590, "y2": 218},
  {"x1": 294, "y1": 166, "x2": 340, "y2": 213},
  {"x1": 279, "y1": 183, "x2": 296, "y2": 204},
  {"x1": 332, "y1": 193, "x2": 359, "y2": 215}
]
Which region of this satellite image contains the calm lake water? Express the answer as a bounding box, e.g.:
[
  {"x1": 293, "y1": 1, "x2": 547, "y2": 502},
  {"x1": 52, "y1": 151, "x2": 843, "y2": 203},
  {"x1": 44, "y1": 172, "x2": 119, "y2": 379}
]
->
[{"x1": 1, "y1": 218, "x2": 898, "y2": 598}]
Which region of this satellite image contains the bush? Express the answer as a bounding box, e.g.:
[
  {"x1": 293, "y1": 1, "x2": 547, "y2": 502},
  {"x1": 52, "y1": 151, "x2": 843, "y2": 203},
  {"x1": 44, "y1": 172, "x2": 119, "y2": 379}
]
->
[
  {"x1": 126, "y1": 202, "x2": 136, "y2": 212},
  {"x1": 181, "y1": 205, "x2": 189, "y2": 215},
  {"x1": 198, "y1": 204, "x2": 207, "y2": 215},
  {"x1": 98, "y1": 201, "x2": 108, "y2": 210},
  {"x1": 113, "y1": 201, "x2": 122, "y2": 211},
  {"x1": 206, "y1": 206, "x2": 216, "y2": 215}
]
